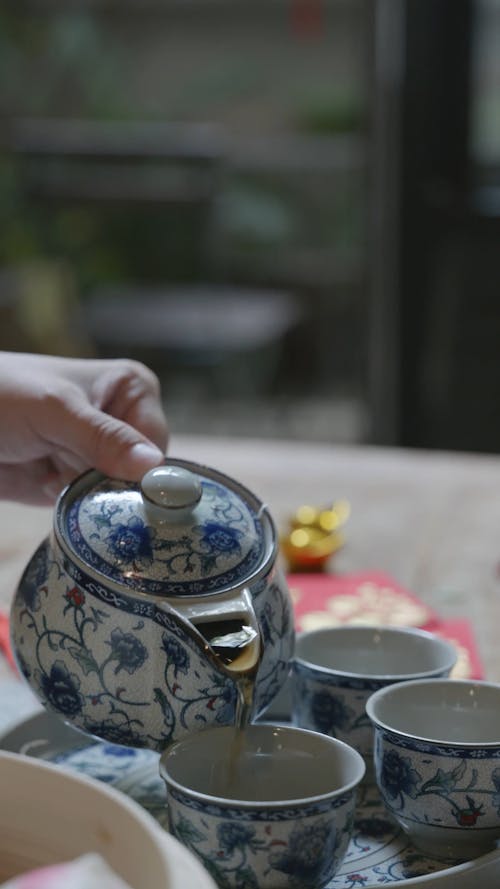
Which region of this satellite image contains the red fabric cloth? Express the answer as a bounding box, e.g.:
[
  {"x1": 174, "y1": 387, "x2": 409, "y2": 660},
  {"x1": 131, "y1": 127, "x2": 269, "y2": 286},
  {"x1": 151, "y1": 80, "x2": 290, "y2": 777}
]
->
[
  {"x1": 0, "y1": 610, "x2": 15, "y2": 672},
  {"x1": 290, "y1": 571, "x2": 439, "y2": 631},
  {"x1": 288, "y1": 571, "x2": 484, "y2": 680},
  {"x1": 428, "y1": 618, "x2": 484, "y2": 680}
]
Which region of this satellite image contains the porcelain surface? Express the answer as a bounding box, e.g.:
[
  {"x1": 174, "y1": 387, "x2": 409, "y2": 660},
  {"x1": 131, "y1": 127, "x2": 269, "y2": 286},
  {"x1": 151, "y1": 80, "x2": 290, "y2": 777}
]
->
[
  {"x1": 3, "y1": 710, "x2": 500, "y2": 887},
  {"x1": 10, "y1": 459, "x2": 295, "y2": 750},
  {"x1": 291, "y1": 627, "x2": 456, "y2": 778},
  {"x1": 62, "y1": 466, "x2": 267, "y2": 595},
  {"x1": 160, "y1": 724, "x2": 365, "y2": 889},
  {"x1": 367, "y1": 679, "x2": 500, "y2": 861}
]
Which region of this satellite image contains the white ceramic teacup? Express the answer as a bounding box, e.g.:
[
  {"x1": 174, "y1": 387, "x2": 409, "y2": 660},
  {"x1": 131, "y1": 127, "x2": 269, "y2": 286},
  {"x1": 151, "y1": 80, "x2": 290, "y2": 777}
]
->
[
  {"x1": 366, "y1": 678, "x2": 500, "y2": 861},
  {"x1": 291, "y1": 625, "x2": 457, "y2": 780},
  {"x1": 160, "y1": 723, "x2": 365, "y2": 889}
]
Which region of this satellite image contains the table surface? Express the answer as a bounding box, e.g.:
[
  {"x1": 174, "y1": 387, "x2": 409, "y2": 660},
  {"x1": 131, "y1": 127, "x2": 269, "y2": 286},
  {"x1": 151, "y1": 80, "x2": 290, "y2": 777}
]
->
[{"x1": 1, "y1": 434, "x2": 500, "y2": 687}]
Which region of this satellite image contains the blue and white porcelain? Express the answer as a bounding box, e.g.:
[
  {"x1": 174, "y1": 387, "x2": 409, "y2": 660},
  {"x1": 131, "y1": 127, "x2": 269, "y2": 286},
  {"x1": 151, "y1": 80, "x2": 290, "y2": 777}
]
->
[
  {"x1": 5, "y1": 710, "x2": 500, "y2": 886},
  {"x1": 160, "y1": 723, "x2": 365, "y2": 889},
  {"x1": 291, "y1": 626, "x2": 457, "y2": 782},
  {"x1": 366, "y1": 678, "x2": 500, "y2": 861},
  {"x1": 10, "y1": 459, "x2": 294, "y2": 750}
]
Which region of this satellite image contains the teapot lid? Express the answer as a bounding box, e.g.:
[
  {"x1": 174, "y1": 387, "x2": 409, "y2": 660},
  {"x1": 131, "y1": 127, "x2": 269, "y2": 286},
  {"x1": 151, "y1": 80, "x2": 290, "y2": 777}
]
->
[{"x1": 56, "y1": 458, "x2": 274, "y2": 598}]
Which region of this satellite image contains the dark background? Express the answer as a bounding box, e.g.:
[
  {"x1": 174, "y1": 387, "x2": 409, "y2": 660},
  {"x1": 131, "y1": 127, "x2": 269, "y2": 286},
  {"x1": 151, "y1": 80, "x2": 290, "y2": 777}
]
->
[{"x1": 1, "y1": 0, "x2": 499, "y2": 452}]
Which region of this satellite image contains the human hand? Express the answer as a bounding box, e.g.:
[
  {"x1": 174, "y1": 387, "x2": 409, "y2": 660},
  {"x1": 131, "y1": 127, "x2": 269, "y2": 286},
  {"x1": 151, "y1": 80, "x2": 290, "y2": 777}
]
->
[{"x1": 0, "y1": 352, "x2": 168, "y2": 504}]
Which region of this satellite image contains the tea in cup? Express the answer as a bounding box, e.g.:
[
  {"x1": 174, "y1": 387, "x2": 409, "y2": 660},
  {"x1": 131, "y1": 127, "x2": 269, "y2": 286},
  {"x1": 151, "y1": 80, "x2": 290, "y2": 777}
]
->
[
  {"x1": 160, "y1": 723, "x2": 365, "y2": 889},
  {"x1": 291, "y1": 625, "x2": 457, "y2": 780}
]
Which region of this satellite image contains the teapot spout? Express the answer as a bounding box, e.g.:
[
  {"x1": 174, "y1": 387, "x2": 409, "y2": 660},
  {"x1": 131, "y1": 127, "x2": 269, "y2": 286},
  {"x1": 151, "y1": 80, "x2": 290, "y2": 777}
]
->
[
  {"x1": 204, "y1": 622, "x2": 260, "y2": 674},
  {"x1": 167, "y1": 587, "x2": 261, "y2": 676}
]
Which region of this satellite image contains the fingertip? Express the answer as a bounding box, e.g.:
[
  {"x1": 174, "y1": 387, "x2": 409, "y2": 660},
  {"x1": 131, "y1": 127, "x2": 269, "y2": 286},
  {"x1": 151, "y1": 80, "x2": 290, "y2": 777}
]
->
[
  {"x1": 124, "y1": 441, "x2": 165, "y2": 479},
  {"x1": 41, "y1": 480, "x2": 63, "y2": 503}
]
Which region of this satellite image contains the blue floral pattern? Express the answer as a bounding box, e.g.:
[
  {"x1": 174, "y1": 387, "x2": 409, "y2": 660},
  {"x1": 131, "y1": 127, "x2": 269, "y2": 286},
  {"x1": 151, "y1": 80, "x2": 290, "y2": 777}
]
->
[
  {"x1": 36, "y1": 745, "x2": 454, "y2": 886},
  {"x1": 310, "y1": 690, "x2": 356, "y2": 735},
  {"x1": 106, "y1": 628, "x2": 148, "y2": 675},
  {"x1": 11, "y1": 544, "x2": 294, "y2": 750},
  {"x1": 217, "y1": 822, "x2": 261, "y2": 855},
  {"x1": 18, "y1": 542, "x2": 56, "y2": 612},
  {"x1": 269, "y1": 820, "x2": 340, "y2": 887},
  {"x1": 374, "y1": 730, "x2": 500, "y2": 841},
  {"x1": 292, "y1": 666, "x2": 375, "y2": 765},
  {"x1": 10, "y1": 461, "x2": 295, "y2": 750},
  {"x1": 380, "y1": 749, "x2": 421, "y2": 802},
  {"x1": 160, "y1": 634, "x2": 190, "y2": 677},
  {"x1": 63, "y1": 468, "x2": 267, "y2": 596},
  {"x1": 168, "y1": 791, "x2": 356, "y2": 889},
  {"x1": 37, "y1": 660, "x2": 84, "y2": 717},
  {"x1": 106, "y1": 517, "x2": 154, "y2": 565},
  {"x1": 198, "y1": 521, "x2": 243, "y2": 553}
]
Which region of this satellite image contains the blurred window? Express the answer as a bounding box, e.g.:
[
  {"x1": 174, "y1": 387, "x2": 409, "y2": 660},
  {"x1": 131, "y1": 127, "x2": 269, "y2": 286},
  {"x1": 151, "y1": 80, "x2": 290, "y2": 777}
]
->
[
  {"x1": 0, "y1": 1, "x2": 372, "y2": 443},
  {"x1": 471, "y1": 0, "x2": 500, "y2": 174}
]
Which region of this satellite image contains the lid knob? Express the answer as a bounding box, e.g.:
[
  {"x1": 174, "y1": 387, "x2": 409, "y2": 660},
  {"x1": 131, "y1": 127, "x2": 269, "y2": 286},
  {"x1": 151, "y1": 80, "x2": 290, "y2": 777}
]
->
[{"x1": 141, "y1": 465, "x2": 203, "y2": 517}]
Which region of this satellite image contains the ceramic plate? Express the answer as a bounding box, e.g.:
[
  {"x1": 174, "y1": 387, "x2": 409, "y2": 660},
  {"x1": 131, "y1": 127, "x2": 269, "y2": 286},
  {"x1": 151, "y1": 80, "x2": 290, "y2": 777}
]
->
[{"x1": 1, "y1": 711, "x2": 500, "y2": 888}]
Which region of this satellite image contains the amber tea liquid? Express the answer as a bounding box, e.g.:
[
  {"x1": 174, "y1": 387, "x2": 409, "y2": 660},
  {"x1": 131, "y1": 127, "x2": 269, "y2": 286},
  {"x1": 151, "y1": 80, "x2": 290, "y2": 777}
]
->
[{"x1": 201, "y1": 620, "x2": 261, "y2": 795}]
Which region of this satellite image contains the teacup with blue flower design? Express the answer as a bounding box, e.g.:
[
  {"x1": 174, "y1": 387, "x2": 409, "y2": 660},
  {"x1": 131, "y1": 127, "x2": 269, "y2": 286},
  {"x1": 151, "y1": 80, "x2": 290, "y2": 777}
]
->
[
  {"x1": 160, "y1": 723, "x2": 365, "y2": 889},
  {"x1": 291, "y1": 625, "x2": 457, "y2": 781},
  {"x1": 366, "y1": 678, "x2": 500, "y2": 861}
]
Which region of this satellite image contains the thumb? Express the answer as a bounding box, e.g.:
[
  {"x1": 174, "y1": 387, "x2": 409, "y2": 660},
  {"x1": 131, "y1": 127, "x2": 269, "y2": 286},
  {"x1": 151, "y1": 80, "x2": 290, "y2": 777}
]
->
[{"x1": 54, "y1": 402, "x2": 165, "y2": 481}]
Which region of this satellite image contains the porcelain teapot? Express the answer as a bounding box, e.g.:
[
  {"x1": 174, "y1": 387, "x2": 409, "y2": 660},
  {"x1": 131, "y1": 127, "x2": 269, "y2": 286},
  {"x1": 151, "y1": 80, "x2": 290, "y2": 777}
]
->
[{"x1": 11, "y1": 459, "x2": 295, "y2": 751}]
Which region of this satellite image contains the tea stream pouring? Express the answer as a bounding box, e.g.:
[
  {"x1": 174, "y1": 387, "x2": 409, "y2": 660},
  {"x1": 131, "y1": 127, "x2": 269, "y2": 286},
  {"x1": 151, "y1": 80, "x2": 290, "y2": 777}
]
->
[{"x1": 10, "y1": 459, "x2": 295, "y2": 751}]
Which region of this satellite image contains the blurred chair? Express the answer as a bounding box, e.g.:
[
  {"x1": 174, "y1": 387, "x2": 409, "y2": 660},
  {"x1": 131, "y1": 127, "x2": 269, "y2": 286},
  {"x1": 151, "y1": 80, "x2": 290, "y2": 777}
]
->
[
  {"x1": 4, "y1": 118, "x2": 300, "y2": 395},
  {"x1": 85, "y1": 284, "x2": 300, "y2": 398}
]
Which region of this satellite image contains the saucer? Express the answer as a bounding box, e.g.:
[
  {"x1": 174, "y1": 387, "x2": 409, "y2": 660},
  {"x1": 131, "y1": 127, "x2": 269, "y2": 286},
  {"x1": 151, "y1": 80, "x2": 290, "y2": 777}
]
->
[{"x1": 1, "y1": 710, "x2": 500, "y2": 887}]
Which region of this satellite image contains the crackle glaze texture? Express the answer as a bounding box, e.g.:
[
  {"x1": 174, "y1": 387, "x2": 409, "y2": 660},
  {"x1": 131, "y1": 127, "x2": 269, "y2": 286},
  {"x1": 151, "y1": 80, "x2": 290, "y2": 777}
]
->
[
  {"x1": 291, "y1": 663, "x2": 383, "y2": 763},
  {"x1": 166, "y1": 786, "x2": 356, "y2": 889},
  {"x1": 11, "y1": 539, "x2": 293, "y2": 750},
  {"x1": 62, "y1": 473, "x2": 267, "y2": 596},
  {"x1": 373, "y1": 728, "x2": 500, "y2": 858},
  {"x1": 10, "y1": 463, "x2": 294, "y2": 750}
]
